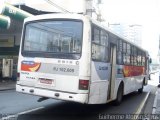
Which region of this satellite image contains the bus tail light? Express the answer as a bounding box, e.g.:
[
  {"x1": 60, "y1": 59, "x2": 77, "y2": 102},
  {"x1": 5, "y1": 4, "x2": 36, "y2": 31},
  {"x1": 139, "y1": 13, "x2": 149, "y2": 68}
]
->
[
  {"x1": 17, "y1": 72, "x2": 20, "y2": 81},
  {"x1": 79, "y1": 79, "x2": 89, "y2": 90}
]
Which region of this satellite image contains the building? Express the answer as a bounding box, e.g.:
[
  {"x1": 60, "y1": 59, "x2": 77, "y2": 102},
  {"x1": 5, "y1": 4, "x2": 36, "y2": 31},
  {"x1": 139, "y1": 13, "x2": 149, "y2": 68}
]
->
[
  {"x1": 0, "y1": 3, "x2": 50, "y2": 79},
  {"x1": 127, "y1": 24, "x2": 142, "y2": 47},
  {"x1": 108, "y1": 23, "x2": 125, "y2": 37},
  {"x1": 108, "y1": 23, "x2": 142, "y2": 47}
]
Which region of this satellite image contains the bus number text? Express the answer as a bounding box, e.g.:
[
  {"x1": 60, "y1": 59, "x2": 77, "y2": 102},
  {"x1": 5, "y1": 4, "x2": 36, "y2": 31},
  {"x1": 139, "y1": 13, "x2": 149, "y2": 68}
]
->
[{"x1": 53, "y1": 67, "x2": 74, "y2": 73}]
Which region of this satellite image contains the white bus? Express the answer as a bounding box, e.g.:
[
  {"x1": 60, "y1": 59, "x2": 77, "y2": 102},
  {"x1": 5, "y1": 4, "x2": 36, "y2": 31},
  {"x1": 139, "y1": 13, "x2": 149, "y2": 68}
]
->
[{"x1": 16, "y1": 13, "x2": 150, "y2": 104}]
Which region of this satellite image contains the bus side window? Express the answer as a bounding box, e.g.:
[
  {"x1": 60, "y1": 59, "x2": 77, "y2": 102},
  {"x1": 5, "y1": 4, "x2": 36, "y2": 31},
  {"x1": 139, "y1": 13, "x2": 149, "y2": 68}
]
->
[
  {"x1": 91, "y1": 25, "x2": 109, "y2": 62},
  {"x1": 117, "y1": 51, "x2": 123, "y2": 64},
  {"x1": 122, "y1": 42, "x2": 127, "y2": 64},
  {"x1": 100, "y1": 30, "x2": 109, "y2": 62},
  {"x1": 117, "y1": 39, "x2": 123, "y2": 64},
  {"x1": 137, "y1": 51, "x2": 142, "y2": 66},
  {"x1": 131, "y1": 55, "x2": 134, "y2": 65},
  {"x1": 92, "y1": 27, "x2": 101, "y2": 60}
]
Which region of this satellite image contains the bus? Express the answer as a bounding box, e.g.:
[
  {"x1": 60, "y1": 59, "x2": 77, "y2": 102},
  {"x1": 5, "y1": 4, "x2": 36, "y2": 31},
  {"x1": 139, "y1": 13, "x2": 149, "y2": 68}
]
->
[{"x1": 16, "y1": 13, "x2": 150, "y2": 104}]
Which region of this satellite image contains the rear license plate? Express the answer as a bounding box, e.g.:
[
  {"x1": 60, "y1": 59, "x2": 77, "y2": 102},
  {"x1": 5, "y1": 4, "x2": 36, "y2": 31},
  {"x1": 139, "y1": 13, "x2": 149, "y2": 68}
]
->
[{"x1": 39, "y1": 78, "x2": 53, "y2": 85}]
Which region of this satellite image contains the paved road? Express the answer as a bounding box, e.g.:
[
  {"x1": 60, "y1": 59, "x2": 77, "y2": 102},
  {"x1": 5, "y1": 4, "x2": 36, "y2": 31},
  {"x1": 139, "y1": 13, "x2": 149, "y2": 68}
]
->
[
  {"x1": 0, "y1": 74, "x2": 158, "y2": 120},
  {"x1": 0, "y1": 92, "x2": 149, "y2": 120},
  {"x1": 0, "y1": 90, "x2": 59, "y2": 114}
]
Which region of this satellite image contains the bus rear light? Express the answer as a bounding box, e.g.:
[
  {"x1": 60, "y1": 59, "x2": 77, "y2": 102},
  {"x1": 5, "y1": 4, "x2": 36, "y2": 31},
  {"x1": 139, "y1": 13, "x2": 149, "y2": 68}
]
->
[{"x1": 79, "y1": 80, "x2": 89, "y2": 90}]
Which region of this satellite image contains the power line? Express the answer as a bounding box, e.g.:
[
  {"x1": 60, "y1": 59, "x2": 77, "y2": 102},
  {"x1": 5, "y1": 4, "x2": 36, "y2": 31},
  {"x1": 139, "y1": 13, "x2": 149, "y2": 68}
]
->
[{"x1": 44, "y1": 0, "x2": 71, "y2": 13}]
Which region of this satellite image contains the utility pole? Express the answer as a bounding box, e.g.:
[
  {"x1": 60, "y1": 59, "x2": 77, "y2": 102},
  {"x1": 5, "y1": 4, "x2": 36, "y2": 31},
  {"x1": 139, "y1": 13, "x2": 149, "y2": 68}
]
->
[
  {"x1": 158, "y1": 35, "x2": 160, "y2": 64},
  {"x1": 86, "y1": 0, "x2": 94, "y2": 17},
  {"x1": 96, "y1": 0, "x2": 104, "y2": 22},
  {"x1": 85, "y1": 0, "x2": 104, "y2": 22}
]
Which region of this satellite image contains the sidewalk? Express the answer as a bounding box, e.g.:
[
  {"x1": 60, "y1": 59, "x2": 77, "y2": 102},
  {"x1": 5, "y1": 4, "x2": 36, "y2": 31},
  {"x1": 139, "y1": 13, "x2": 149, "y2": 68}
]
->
[
  {"x1": 155, "y1": 88, "x2": 160, "y2": 113},
  {"x1": 0, "y1": 79, "x2": 16, "y2": 91},
  {"x1": 152, "y1": 87, "x2": 160, "y2": 118}
]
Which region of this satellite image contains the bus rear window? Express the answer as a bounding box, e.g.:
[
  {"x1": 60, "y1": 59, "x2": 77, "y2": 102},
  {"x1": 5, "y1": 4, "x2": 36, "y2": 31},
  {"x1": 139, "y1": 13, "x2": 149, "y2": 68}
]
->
[{"x1": 22, "y1": 20, "x2": 83, "y2": 59}]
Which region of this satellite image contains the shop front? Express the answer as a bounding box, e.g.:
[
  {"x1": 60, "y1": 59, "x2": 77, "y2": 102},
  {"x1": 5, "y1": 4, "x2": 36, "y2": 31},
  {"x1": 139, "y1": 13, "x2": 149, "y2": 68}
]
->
[{"x1": 0, "y1": 4, "x2": 47, "y2": 81}]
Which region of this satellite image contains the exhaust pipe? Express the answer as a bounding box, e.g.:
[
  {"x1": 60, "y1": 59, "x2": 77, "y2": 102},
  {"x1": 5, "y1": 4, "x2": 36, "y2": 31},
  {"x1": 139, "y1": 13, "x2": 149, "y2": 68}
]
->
[{"x1": 37, "y1": 97, "x2": 49, "y2": 102}]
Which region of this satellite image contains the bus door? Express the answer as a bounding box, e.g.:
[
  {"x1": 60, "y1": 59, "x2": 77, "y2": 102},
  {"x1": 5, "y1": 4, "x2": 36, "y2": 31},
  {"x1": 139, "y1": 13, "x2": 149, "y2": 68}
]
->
[{"x1": 107, "y1": 43, "x2": 117, "y2": 100}]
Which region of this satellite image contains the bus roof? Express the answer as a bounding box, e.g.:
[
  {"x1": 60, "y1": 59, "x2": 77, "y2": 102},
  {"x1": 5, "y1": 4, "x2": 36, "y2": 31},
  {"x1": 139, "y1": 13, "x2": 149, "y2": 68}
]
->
[{"x1": 24, "y1": 13, "x2": 88, "y2": 23}]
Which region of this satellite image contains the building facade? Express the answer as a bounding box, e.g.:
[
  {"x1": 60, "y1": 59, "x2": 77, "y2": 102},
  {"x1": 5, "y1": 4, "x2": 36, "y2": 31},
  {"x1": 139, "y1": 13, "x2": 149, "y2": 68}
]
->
[{"x1": 108, "y1": 23, "x2": 142, "y2": 47}]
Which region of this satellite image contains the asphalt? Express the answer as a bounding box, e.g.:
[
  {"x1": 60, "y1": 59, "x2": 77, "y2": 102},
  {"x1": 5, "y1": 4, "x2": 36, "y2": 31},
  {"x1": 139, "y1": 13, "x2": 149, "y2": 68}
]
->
[
  {"x1": 0, "y1": 78, "x2": 160, "y2": 119},
  {"x1": 0, "y1": 79, "x2": 16, "y2": 91}
]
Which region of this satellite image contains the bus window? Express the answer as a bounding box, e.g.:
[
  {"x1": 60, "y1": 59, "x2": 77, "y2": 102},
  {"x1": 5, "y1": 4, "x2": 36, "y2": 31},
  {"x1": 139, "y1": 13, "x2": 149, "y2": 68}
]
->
[
  {"x1": 122, "y1": 42, "x2": 127, "y2": 64},
  {"x1": 23, "y1": 20, "x2": 83, "y2": 59},
  {"x1": 61, "y1": 36, "x2": 73, "y2": 52},
  {"x1": 133, "y1": 47, "x2": 137, "y2": 65},
  {"x1": 117, "y1": 51, "x2": 123, "y2": 64},
  {"x1": 92, "y1": 26, "x2": 108, "y2": 62},
  {"x1": 143, "y1": 52, "x2": 147, "y2": 65},
  {"x1": 93, "y1": 27, "x2": 100, "y2": 44},
  {"x1": 100, "y1": 30, "x2": 109, "y2": 61},
  {"x1": 137, "y1": 50, "x2": 142, "y2": 66},
  {"x1": 117, "y1": 40, "x2": 123, "y2": 64},
  {"x1": 92, "y1": 44, "x2": 101, "y2": 60},
  {"x1": 131, "y1": 55, "x2": 134, "y2": 65},
  {"x1": 126, "y1": 43, "x2": 131, "y2": 64}
]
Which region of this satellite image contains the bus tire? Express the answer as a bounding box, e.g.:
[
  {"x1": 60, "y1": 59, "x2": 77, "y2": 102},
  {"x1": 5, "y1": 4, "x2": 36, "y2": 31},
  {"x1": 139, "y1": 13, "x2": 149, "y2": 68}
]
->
[
  {"x1": 114, "y1": 83, "x2": 123, "y2": 105},
  {"x1": 138, "y1": 80, "x2": 144, "y2": 93},
  {"x1": 148, "y1": 74, "x2": 151, "y2": 80}
]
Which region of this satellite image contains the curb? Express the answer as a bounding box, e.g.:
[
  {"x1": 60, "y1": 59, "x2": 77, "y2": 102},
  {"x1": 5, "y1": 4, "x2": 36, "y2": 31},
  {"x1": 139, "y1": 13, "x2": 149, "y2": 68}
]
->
[
  {"x1": 134, "y1": 92, "x2": 150, "y2": 120},
  {"x1": 152, "y1": 91, "x2": 158, "y2": 114},
  {"x1": 0, "y1": 88, "x2": 16, "y2": 91},
  {"x1": 0, "y1": 81, "x2": 16, "y2": 91}
]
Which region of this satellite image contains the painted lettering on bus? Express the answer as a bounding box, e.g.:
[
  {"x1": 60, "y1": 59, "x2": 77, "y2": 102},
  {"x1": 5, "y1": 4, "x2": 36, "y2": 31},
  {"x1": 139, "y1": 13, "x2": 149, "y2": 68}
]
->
[
  {"x1": 21, "y1": 72, "x2": 29, "y2": 75},
  {"x1": 53, "y1": 67, "x2": 75, "y2": 73}
]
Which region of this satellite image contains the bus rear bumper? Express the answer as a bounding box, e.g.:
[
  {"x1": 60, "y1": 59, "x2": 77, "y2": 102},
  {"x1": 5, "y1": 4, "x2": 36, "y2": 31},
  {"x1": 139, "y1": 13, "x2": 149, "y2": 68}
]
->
[{"x1": 16, "y1": 84, "x2": 88, "y2": 104}]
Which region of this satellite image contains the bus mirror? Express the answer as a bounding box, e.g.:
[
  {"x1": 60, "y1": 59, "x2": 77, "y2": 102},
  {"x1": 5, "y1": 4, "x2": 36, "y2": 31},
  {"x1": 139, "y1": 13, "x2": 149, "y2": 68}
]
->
[{"x1": 149, "y1": 58, "x2": 152, "y2": 63}]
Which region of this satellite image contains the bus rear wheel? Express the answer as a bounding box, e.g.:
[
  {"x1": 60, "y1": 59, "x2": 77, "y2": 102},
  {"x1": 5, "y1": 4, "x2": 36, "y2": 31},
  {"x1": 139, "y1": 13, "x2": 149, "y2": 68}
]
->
[
  {"x1": 114, "y1": 83, "x2": 123, "y2": 105},
  {"x1": 138, "y1": 83, "x2": 144, "y2": 93},
  {"x1": 138, "y1": 79, "x2": 145, "y2": 93}
]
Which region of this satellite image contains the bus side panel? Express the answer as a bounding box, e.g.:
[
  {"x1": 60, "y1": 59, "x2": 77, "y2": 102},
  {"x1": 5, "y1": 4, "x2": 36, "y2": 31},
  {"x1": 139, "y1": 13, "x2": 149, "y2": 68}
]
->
[
  {"x1": 112, "y1": 65, "x2": 124, "y2": 100},
  {"x1": 135, "y1": 75, "x2": 144, "y2": 90},
  {"x1": 88, "y1": 62, "x2": 111, "y2": 104},
  {"x1": 113, "y1": 78, "x2": 123, "y2": 100},
  {"x1": 123, "y1": 77, "x2": 136, "y2": 94},
  {"x1": 123, "y1": 65, "x2": 145, "y2": 94},
  {"x1": 123, "y1": 76, "x2": 144, "y2": 95}
]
